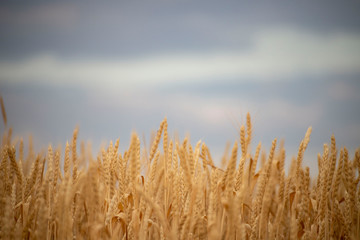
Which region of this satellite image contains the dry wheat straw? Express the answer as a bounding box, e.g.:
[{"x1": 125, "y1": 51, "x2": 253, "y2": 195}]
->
[
  {"x1": 0, "y1": 114, "x2": 359, "y2": 240},
  {"x1": 0, "y1": 96, "x2": 7, "y2": 126}
]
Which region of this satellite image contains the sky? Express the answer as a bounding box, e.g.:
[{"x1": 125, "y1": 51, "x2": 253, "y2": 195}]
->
[{"x1": 1, "y1": 0, "x2": 360, "y2": 174}]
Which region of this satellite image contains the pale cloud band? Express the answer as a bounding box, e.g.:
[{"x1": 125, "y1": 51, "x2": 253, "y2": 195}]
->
[{"x1": 1, "y1": 29, "x2": 360, "y2": 89}]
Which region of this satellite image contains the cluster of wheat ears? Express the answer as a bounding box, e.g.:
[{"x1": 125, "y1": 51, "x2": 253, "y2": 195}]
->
[{"x1": 0, "y1": 101, "x2": 360, "y2": 239}]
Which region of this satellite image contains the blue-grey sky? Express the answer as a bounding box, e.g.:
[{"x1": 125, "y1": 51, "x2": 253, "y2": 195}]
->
[{"x1": 1, "y1": 0, "x2": 360, "y2": 174}]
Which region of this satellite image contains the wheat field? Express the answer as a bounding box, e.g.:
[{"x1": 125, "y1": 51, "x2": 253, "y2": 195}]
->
[{"x1": 0, "y1": 105, "x2": 359, "y2": 239}]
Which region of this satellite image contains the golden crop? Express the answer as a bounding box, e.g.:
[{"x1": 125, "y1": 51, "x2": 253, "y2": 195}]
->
[{"x1": 0, "y1": 107, "x2": 359, "y2": 239}]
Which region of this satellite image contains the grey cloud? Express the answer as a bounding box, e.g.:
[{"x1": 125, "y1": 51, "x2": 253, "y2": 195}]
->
[{"x1": 1, "y1": 1, "x2": 360, "y2": 60}]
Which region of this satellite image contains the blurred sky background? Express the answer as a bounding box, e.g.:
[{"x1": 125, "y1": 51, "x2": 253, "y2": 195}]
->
[{"x1": 1, "y1": 0, "x2": 360, "y2": 174}]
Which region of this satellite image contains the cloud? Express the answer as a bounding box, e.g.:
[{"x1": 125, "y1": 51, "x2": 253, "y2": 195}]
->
[
  {"x1": 256, "y1": 99, "x2": 324, "y2": 128},
  {"x1": 130, "y1": 91, "x2": 324, "y2": 135},
  {"x1": 0, "y1": 3, "x2": 78, "y2": 28},
  {"x1": 1, "y1": 29, "x2": 360, "y2": 90},
  {"x1": 327, "y1": 81, "x2": 360, "y2": 101}
]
